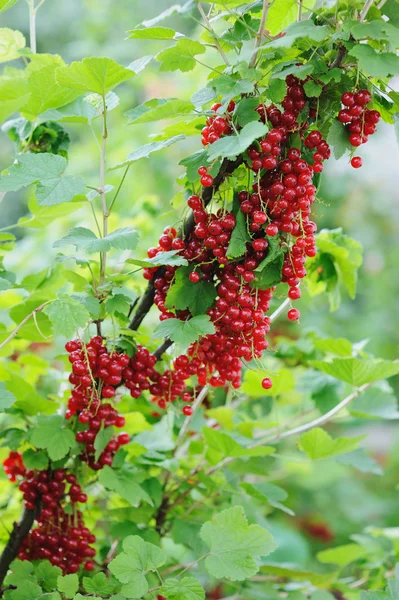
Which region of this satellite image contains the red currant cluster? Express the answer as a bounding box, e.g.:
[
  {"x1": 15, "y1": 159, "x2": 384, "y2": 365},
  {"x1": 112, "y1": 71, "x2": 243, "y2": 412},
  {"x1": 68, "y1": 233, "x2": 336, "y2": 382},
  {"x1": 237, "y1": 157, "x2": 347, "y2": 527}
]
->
[
  {"x1": 2, "y1": 455, "x2": 96, "y2": 573},
  {"x1": 338, "y1": 89, "x2": 380, "y2": 168},
  {"x1": 19, "y1": 506, "x2": 96, "y2": 573},
  {"x1": 65, "y1": 336, "x2": 133, "y2": 469},
  {"x1": 201, "y1": 101, "x2": 235, "y2": 146},
  {"x1": 3, "y1": 451, "x2": 25, "y2": 482}
]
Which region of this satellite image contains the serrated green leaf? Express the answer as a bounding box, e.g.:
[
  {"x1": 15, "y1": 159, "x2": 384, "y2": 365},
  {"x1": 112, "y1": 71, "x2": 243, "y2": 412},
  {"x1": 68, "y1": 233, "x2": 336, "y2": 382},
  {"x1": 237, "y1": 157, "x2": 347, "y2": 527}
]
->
[
  {"x1": 242, "y1": 368, "x2": 295, "y2": 398},
  {"x1": 56, "y1": 57, "x2": 134, "y2": 95},
  {"x1": 127, "y1": 26, "x2": 178, "y2": 40},
  {"x1": 313, "y1": 337, "x2": 352, "y2": 357},
  {"x1": 179, "y1": 150, "x2": 210, "y2": 182},
  {"x1": 267, "y1": 19, "x2": 328, "y2": 48},
  {"x1": 109, "y1": 535, "x2": 165, "y2": 598},
  {"x1": 31, "y1": 416, "x2": 75, "y2": 461},
  {"x1": 267, "y1": 0, "x2": 303, "y2": 35},
  {"x1": 94, "y1": 426, "x2": 115, "y2": 461},
  {"x1": 156, "y1": 39, "x2": 206, "y2": 73},
  {"x1": 53, "y1": 226, "x2": 139, "y2": 254},
  {"x1": 83, "y1": 572, "x2": 116, "y2": 595},
  {"x1": 152, "y1": 315, "x2": 215, "y2": 352},
  {"x1": 207, "y1": 121, "x2": 268, "y2": 161},
  {"x1": 165, "y1": 267, "x2": 217, "y2": 316},
  {"x1": 161, "y1": 577, "x2": 205, "y2": 600},
  {"x1": 309, "y1": 358, "x2": 399, "y2": 386},
  {"x1": 106, "y1": 294, "x2": 131, "y2": 316},
  {"x1": 267, "y1": 78, "x2": 287, "y2": 103},
  {"x1": 0, "y1": 153, "x2": 85, "y2": 206},
  {"x1": 234, "y1": 97, "x2": 260, "y2": 126},
  {"x1": 271, "y1": 62, "x2": 314, "y2": 80},
  {"x1": 109, "y1": 135, "x2": 185, "y2": 170},
  {"x1": 35, "y1": 561, "x2": 62, "y2": 592},
  {"x1": 227, "y1": 210, "x2": 250, "y2": 259},
  {"x1": 0, "y1": 76, "x2": 30, "y2": 123},
  {"x1": 0, "y1": 382, "x2": 16, "y2": 411},
  {"x1": 126, "y1": 98, "x2": 194, "y2": 125},
  {"x1": 240, "y1": 482, "x2": 294, "y2": 515},
  {"x1": 200, "y1": 506, "x2": 277, "y2": 581},
  {"x1": 209, "y1": 75, "x2": 254, "y2": 102},
  {"x1": 44, "y1": 294, "x2": 90, "y2": 338},
  {"x1": 23, "y1": 63, "x2": 82, "y2": 117},
  {"x1": 127, "y1": 250, "x2": 188, "y2": 269},
  {"x1": 350, "y1": 388, "x2": 399, "y2": 420},
  {"x1": 336, "y1": 448, "x2": 383, "y2": 475},
  {"x1": 191, "y1": 86, "x2": 217, "y2": 108},
  {"x1": 349, "y1": 45, "x2": 399, "y2": 78},
  {"x1": 0, "y1": 28, "x2": 25, "y2": 63},
  {"x1": 327, "y1": 119, "x2": 352, "y2": 160},
  {"x1": 5, "y1": 581, "x2": 42, "y2": 600},
  {"x1": 99, "y1": 465, "x2": 153, "y2": 506},
  {"x1": 57, "y1": 574, "x2": 79, "y2": 599},
  {"x1": 351, "y1": 20, "x2": 399, "y2": 46},
  {"x1": 203, "y1": 428, "x2": 274, "y2": 460},
  {"x1": 22, "y1": 449, "x2": 49, "y2": 470},
  {"x1": 300, "y1": 428, "x2": 365, "y2": 460},
  {"x1": 3, "y1": 372, "x2": 55, "y2": 415},
  {"x1": 303, "y1": 80, "x2": 323, "y2": 98}
]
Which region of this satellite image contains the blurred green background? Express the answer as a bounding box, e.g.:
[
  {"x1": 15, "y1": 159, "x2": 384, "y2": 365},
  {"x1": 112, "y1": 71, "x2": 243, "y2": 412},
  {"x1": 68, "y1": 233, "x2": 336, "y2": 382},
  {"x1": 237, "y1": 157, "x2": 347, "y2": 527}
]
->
[{"x1": 1, "y1": 1, "x2": 399, "y2": 578}]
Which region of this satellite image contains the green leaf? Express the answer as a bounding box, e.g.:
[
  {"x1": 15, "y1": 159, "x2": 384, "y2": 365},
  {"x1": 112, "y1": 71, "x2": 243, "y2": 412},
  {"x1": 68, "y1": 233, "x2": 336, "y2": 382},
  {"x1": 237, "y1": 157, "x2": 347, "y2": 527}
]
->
[
  {"x1": 350, "y1": 388, "x2": 399, "y2": 420},
  {"x1": 267, "y1": 79, "x2": 287, "y2": 103},
  {"x1": 2, "y1": 373, "x2": 55, "y2": 416},
  {"x1": 31, "y1": 416, "x2": 75, "y2": 461},
  {"x1": 152, "y1": 315, "x2": 215, "y2": 352},
  {"x1": 129, "y1": 55, "x2": 153, "y2": 74},
  {"x1": 99, "y1": 465, "x2": 153, "y2": 506},
  {"x1": 0, "y1": 77, "x2": 30, "y2": 123},
  {"x1": 203, "y1": 428, "x2": 275, "y2": 460},
  {"x1": 56, "y1": 57, "x2": 134, "y2": 95},
  {"x1": 207, "y1": 121, "x2": 269, "y2": 161},
  {"x1": 349, "y1": 45, "x2": 399, "y2": 78},
  {"x1": 266, "y1": 0, "x2": 298, "y2": 35},
  {"x1": 300, "y1": 428, "x2": 365, "y2": 460},
  {"x1": 0, "y1": 382, "x2": 16, "y2": 411},
  {"x1": 309, "y1": 358, "x2": 399, "y2": 386},
  {"x1": 313, "y1": 337, "x2": 352, "y2": 357},
  {"x1": 234, "y1": 97, "x2": 260, "y2": 127},
  {"x1": 23, "y1": 63, "x2": 82, "y2": 117},
  {"x1": 126, "y1": 98, "x2": 193, "y2": 124},
  {"x1": 209, "y1": 75, "x2": 254, "y2": 102},
  {"x1": 267, "y1": 20, "x2": 328, "y2": 48},
  {"x1": 252, "y1": 236, "x2": 285, "y2": 289},
  {"x1": 44, "y1": 294, "x2": 90, "y2": 338},
  {"x1": 127, "y1": 250, "x2": 188, "y2": 269},
  {"x1": 260, "y1": 564, "x2": 337, "y2": 587},
  {"x1": 5, "y1": 581, "x2": 42, "y2": 600},
  {"x1": 83, "y1": 572, "x2": 116, "y2": 596},
  {"x1": 72, "y1": 294, "x2": 102, "y2": 319},
  {"x1": 303, "y1": 80, "x2": 323, "y2": 98},
  {"x1": 109, "y1": 135, "x2": 185, "y2": 170},
  {"x1": 53, "y1": 226, "x2": 139, "y2": 254},
  {"x1": 156, "y1": 39, "x2": 206, "y2": 73},
  {"x1": 109, "y1": 535, "x2": 165, "y2": 598},
  {"x1": 22, "y1": 449, "x2": 49, "y2": 470},
  {"x1": 39, "y1": 96, "x2": 99, "y2": 124},
  {"x1": 57, "y1": 574, "x2": 79, "y2": 599},
  {"x1": 271, "y1": 62, "x2": 314, "y2": 80},
  {"x1": 105, "y1": 294, "x2": 131, "y2": 316},
  {"x1": 165, "y1": 266, "x2": 217, "y2": 316},
  {"x1": 0, "y1": 153, "x2": 85, "y2": 206},
  {"x1": 240, "y1": 482, "x2": 294, "y2": 515},
  {"x1": 327, "y1": 119, "x2": 352, "y2": 160},
  {"x1": 200, "y1": 506, "x2": 277, "y2": 581},
  {"x1": 161, "y1": 577, "x2": 205, "y2": 600},
  {"x1": 0, "y1": 28, "x2": 25, "y2": 63},
  {"x1": 141, "y1": 3, "x2": 194, "y2": 27},
  {"x1": 336, "y1": 449, "x2": 383, "y2": 475},
  {"x1": 35, "y1": 561, "x2": 62, "y2": 592},
  {"x1": 179, "y1": 150, "x2": 211, "y2": 183},
  {"x1": 127, "y1": 26, "x2": 178, "y2": 40},
  {"x1": 94, "y1": 426, "x2": 115, "y2": 461},
  {"x1": 191, "y1": 86, "x2": 217, "y2": 108},
  {"x1": 227, "y1": 211, "x2": 250, "y2": 259},
  {"x1": 351, "y1": 20, "x2": 399, "y2": 46},
  {"x1": 317, "y1": 543, "x2": 367, "y2": 567}
]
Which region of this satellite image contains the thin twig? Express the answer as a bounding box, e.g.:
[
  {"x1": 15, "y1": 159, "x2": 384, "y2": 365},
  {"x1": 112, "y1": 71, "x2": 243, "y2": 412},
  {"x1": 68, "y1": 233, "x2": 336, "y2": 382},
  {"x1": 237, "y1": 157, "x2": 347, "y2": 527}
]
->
[
  {"x1": 205, "y1": 382, "x2": 372, "y2": 475},
  {"x1": 249, "y1": 0, "x2": 270, "y2": 68},
  {"x1": 99, "y1": 98, "x2": 108, "y2": 287},
  {"x1": 0, "y1": 301, "x2": 51, "y2": 351},
  {"x1": 175, "y1": 385, "x2": 210, "y2": 450},
  {"x1": 377, "y1": 0, "x2": 388, "y2": 8},
  {"x1": 359, "y1": 0, "x2": 375, "y2": 22},
  {"x1": 298, "y1": 0, "x2": 303, "y2": 21},
  {"x1": 197, "y1": 3, "x2": 231, "y2": 66}
]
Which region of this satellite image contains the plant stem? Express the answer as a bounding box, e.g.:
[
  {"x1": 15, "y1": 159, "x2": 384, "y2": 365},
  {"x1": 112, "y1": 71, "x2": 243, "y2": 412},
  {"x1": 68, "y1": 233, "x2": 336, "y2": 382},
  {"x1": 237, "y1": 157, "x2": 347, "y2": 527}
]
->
[
  {"x1": 107, "y1": 165, "x2": 130, "y2": 216},
  {"x1": 197, "y1": 3, "x2": 231, "y2": 66},
  {"x1": 298, "y1": 0, "x2": 303, "y2": 20},
  {"x1": 377, "y1": 0, "x2": 388, "y2": 7},
  {"x1": 27, "y1": 0, "x2": 37, "y2": 53},
  {"x1": 206, "y1": 382, "x2": 372, "y2": 475},
  {"x1": 175, "y1": 385, "x2": 210, "y2": 450},
  {"x1": 359, "y1": 0, "x2": 375, "y2": 22},
  {"x1": 249, "y1": 0, "x2": 270, "y2": 68},
  {"x1": 99, "y1": 97, "x2": 108, "y2": 287},
  {"x1": 0, "y1": 301, "x2": 51, "y2": 351}
]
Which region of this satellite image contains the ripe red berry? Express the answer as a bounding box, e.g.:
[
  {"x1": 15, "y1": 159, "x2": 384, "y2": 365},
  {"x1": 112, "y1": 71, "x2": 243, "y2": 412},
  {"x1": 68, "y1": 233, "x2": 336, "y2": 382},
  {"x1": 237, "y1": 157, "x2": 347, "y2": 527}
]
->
[
  {"x1": 200, "y1": 174, "x2": 214, "y2": 187},
  {"x1": 182, "y1": 405, "x2": 193, "y2": 417},
  {"x1": 189, "y1": 271, "x2": 200, "y2": 283},
  {"x1": 351, "y1": 156, "x2": 362, "y2": 169},
  {"x1": 287, "y1": 308, "x2": 300, "y2": 321},
  {"x1": 261, "y1": 377, "x2": 273, "y2": 390}
]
